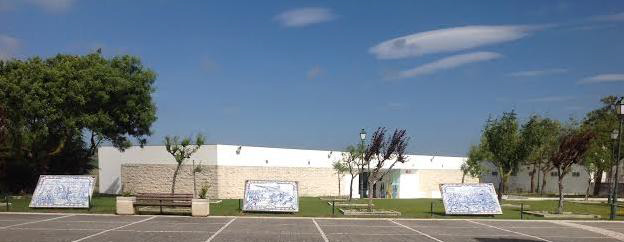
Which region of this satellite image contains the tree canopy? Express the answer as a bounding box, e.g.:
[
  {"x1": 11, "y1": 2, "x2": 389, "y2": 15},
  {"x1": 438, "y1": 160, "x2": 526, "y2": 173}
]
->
[{"x1": 0, "y1": 52, "x2": 158, "y2": 192}]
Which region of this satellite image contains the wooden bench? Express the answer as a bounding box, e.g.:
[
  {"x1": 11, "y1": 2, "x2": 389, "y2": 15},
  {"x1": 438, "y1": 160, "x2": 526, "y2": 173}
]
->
[{"x1": 134, "y1": 193, "x2": 193, "y2": 214}]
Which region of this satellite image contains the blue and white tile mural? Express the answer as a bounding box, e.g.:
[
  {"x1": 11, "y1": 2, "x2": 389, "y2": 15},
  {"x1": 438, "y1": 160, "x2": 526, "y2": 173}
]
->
[
  {"x1": 440, "y1": 183, "x2": 502, "y2": 215},
  {"x1": 243, "y1": 180, "x2": 299, "y2": 212},
  {"x1": 29, "y1": 175, "x2": 95, "y2": 208}
]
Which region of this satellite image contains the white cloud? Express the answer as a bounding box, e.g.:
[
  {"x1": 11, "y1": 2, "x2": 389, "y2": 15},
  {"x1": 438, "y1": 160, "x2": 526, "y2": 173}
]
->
[
  {"x1": 369, "y1": 25, "x2": 540, "y2": 59},
  {"x1": 274, "y1": 7, "x2": 336, "y2": 27},
  {"x1": 0, "y1": 34, "x2": 20, "y2": 60},
  {"x1": 306, "y1": 66, "x2": 324, "y2": 80},
  {"x1": 523, "y1": 96, "x2": 574, "y2": 103},
  {"x1": 29, "y1": 0, "x2": 75, "y2": 13},
  {"x1": 508, "y1": 68, "x2": 568, "y2": 77},
  {"x1": 397, "y1": 52, "x2": 502, "y2": 78},
  {"x1": 593, "y1": 12, "x2": 624, "y2": 22},
  {"x1": 578, "y1": 74, "x2": 624, "y2": 84}
]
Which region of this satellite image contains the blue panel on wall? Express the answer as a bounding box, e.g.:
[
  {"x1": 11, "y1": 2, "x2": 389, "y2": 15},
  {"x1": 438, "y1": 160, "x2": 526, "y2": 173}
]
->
[
  {"x1": 243, "y1": 180, "x2": 299, "y2": 213},
  {"x1": 440, "y1": 183, "x2": 502, "y2": 215},
  {"x1": 29, "y1": 175, "x2": 96, "y2": 208}
]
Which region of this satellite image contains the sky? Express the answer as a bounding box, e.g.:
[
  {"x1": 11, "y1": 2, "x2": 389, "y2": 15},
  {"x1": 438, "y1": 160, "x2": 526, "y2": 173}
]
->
[{"x1": 1, "y1": 0, "x2": 623, "y2": 156}]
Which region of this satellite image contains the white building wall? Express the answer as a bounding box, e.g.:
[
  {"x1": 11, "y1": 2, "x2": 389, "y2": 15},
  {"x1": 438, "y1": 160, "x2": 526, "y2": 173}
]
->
[
  {"x1": 480, "y1": 161, "x2": 591, "y2": 195},
  {"x1": 98, "y1": 144, "x2": 468, "y2": 198}
]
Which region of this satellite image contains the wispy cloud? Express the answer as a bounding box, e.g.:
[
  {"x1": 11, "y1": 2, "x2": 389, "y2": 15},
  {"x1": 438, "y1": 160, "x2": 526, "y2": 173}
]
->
[
  {"x1": 592, "y1": 12, "x2": 624, "y2": 22},
  {"x1": 522, "y1": 96, "x2": 574, "y2": 103},
  {"x1": 508, "y1": 68, "x2": 568, "y2": 77},
  {"x1": 369, "y1": 25, "x2": 543, "y2": 59},
  {"x1": 274, "y1": 7, "x2": 336, "y2": 27},
  {"x1": 578, "y1": 74, "x2": 624, "y2": 84},
  {"x1": 306, "y1": 66, "x2": 324, "y2": 80},
  {"x1": 396, "y1": 52, "x2": 502, "y2": 79},
  {"x1": 0, "y1": 34, "x2": 20, "y2": 60}
]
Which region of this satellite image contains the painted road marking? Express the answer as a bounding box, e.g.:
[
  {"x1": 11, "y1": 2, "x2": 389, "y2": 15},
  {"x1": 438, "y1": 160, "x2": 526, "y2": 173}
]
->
[
  {"x1": 205, "y1": 217, "x2": 237, "y2": 242},
  {"x1": 390, "y1": 219, "x2": 444, "y2": 242},
  {"x1": 0, "y1": 214, "x2": 74, "y2": 229},
  {"x1": 312, "y1": 218, "x2": 329, "y2": 242},
  {"x1": 72, "y1": 216, "x2": 156, "y2": 242},
  {"x1": 466, "y1": 220, "x2": 552, "y2": 242},
  {"x1": 551, "y1": 221, "x2": 624, "y2": 241}
]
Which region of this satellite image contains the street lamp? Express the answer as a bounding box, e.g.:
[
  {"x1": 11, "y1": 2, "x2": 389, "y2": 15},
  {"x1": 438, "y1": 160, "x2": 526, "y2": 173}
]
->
[
  {"x1": 610, "y1": 130, "x2": 619, "y2": 205},
  {"x1": 359, "y1": 129, "x2": 367, "y2": 198},
  {"x1": 610, "y1": 97, "x2": 624, "y2": 220}
]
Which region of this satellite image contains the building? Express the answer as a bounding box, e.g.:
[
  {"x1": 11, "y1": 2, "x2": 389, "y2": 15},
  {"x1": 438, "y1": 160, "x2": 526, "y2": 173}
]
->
[{"x1": 98, "y1": 144, "x2": 476, "y2": 199}]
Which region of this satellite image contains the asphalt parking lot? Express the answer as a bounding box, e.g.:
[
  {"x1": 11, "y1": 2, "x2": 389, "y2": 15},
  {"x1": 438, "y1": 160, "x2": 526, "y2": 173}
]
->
[{"x1": 0, "y1": 213, "x2": 623, "y2": 242}]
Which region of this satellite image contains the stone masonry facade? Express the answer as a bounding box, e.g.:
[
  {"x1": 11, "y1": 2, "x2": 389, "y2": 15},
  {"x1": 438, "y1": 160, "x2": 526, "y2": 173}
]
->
[{"x1": 121, "y1": 164, "x2": 339, "y2": 199}]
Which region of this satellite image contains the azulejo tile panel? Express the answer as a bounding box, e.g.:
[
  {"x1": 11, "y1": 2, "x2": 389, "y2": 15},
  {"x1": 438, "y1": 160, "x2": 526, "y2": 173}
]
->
[{"x1": 29, "y1": 175, "x2": 95, "y2": 208}]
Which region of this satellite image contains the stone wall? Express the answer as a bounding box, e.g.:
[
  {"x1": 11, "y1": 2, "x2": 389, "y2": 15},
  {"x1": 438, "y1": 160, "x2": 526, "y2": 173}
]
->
[
  {"x1": 121, "y1": 164, "x2": 339, "y2": 199},
  {"x1": 216, "y1": 166, "x2": 338, "y2": 199},
  {"x1": 121, "y1": 164, "x2": 218, "y2": 198}
]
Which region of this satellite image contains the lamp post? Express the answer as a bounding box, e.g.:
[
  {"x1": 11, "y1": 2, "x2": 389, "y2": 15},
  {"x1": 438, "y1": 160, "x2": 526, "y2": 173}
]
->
[
  {"x1": 609, "y1": 129, "x2": 619, "y2": 205},
  {"x1": 610, "y1": 97, "x2": 624, "y2": 220},
  {"x1": 359, "y1": 129, "x2": 367, "y2": 198}
]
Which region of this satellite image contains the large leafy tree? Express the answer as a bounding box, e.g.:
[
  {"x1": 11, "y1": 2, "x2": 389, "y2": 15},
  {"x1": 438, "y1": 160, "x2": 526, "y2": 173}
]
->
[
  {"x1": 0, "y1": 52, "x2": 157, "y2": 192},
  {"x1": 520, "y1": 115, "x2": 561, "y2": 193},
  {"x1": 549, "y1": 125, "x2": 594, "y2": 214},
  {"x1": 481, "y1": 111, "x2": 529, "y2": 200},
  {"x1": 581, "y1": 96, "x2": 622, "y2": 196}
]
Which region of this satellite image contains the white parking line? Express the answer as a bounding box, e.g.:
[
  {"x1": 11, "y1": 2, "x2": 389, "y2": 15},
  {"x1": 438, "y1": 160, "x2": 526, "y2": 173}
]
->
[
  {"x1": 312, "y1": 219, "x2": 329, "y2": 242},
  {"x1": 72, "y1": 216, "x2": 156, "y2": 242},
  {"x1": 0, "y1": 214, "x2": 74, "y2": 229},
  {"x1": 465, "y1": 220, "x2": 552, "y2": 242},
  {"x1": 389, "y1": 219, "x2": 444, "y2": 242},
  {"x1": 206, "y1": 217, "x2": 236, "y2": 242},
  {"x1": 551, "y1": 221, "x2": 624, "y2": 241}
]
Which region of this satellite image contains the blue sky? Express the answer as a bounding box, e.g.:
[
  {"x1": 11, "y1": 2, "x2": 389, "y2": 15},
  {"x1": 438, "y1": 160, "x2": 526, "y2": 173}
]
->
[{"x1": 1, "y1": 1, "x2": 623, "y2": 156}]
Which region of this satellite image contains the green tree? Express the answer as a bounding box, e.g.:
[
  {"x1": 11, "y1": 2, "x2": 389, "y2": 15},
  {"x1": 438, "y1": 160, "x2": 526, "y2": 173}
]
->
[
  {"x1": 363, "y1": 127, "x2": 409, "y2": 211},
  {"x1": 0, "y1": 53, "x2": 157, "y2": 192},
  {"x1": 481, "y1": 111, "x2": 529, "y2": 200},
  {"x1": 520, "y1": 115, "x2": 561, "y2": 193},
  {"x1": 549, "y1": 126, "x2": 594, "y2": 213},
  {"x1": 462, "y1": 144, "x2": 488, "y2": 183},
  {"x1": 164, "y1": 134, "x2": 205, "y2": 194},
  {"x1": 581, "y1": 96, "x2": 622, "y2": 196},
  {"x1": 339, "y1": 145, "x2": 364, "y2": 201},
  {"x1": 332, "y1": 160, "x2": 348, "y2": 197}
]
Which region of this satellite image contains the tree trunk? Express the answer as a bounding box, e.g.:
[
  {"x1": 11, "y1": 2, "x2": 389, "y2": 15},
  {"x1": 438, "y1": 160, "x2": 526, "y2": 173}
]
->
[
  {"x1": 171, "y1": 164, "x2": 182, "y2": 194},
  {"x1": 541, "y1": 170, "x2": 548, "y2": 195},
  {"x1": 557, "y1": 167, "x2": 564, "y2": 214},
  {"x1": 497, "y1": 171, "x2": 506, "y2": 201},
  {"x1": 461, "y1": 173, "x2": 466, "y2": 184},
  {"x1": 530, "y1": 164, "x2": 536, "y2": 193},
  {"x1": 337, "y1": 175, "x2": 341, "y2": 197},
  {"x1": 367, "y1": 180, "x2": 374, "y2": 212},
  {"x1": 536, "y1": 163, "x2": 541, "y2": 193},
  {"x1": 585, "y1": 177, "x2": 592, "y2": 200},
  {"x1": 593, "y1": 169, "x2": 603, "y2": 196},
  {"x1": 349, "y1": 175, "x2": 355, "y2": 201}
]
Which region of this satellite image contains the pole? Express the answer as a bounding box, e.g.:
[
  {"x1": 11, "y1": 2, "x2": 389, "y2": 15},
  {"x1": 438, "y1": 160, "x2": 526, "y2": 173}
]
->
[
  {"x1": 520, "y1": 203, "x2": 524, "y2": 220},
  {"x1": 360, "y1": 138, "x2": 365, "y2": 199},
  {"x1": 430, "y1": 202, "x2": 434, "y2": 218},
  {"x1": 332, "y1": 201, "x2": 335, "y2": 216},
  {"x1": 611, "y1": 116, "x2": 623, "y2": 220}
]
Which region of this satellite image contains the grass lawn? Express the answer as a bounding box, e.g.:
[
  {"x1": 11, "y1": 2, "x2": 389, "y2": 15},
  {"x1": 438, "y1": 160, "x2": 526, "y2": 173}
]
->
[{"x1": 2, "y1": 195, "x2": 620, "y2": 220}]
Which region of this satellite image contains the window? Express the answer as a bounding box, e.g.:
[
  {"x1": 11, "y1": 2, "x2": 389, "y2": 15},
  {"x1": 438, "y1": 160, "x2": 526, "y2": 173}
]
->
[
  {"x1": 572, "y1": 172, "x2": 581, "y2": 177},
  {"x1": 551, "y1": 171, "x2": 558, "y2": 177},
  {"x1": 491, "y1": 171, "x2": 498, "y2": 176}
]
